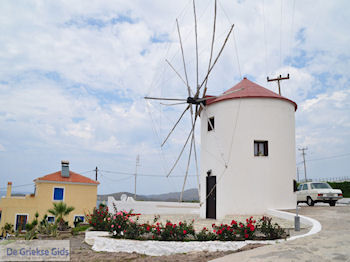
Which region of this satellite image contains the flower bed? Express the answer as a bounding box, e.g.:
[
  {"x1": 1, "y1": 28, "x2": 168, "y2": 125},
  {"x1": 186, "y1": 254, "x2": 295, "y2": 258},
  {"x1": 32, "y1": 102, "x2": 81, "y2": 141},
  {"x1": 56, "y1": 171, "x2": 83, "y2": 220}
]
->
[{"x1": 87, "y1": 206, "x2": 287, "y2": 241}]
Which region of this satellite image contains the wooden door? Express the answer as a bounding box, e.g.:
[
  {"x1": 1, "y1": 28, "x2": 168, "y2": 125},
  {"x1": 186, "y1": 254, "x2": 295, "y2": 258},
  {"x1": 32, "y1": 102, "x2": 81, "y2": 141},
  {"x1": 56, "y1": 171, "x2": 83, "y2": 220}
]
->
[{"x1": 206, "y1": 176, "x2": 216, "y2": 219}]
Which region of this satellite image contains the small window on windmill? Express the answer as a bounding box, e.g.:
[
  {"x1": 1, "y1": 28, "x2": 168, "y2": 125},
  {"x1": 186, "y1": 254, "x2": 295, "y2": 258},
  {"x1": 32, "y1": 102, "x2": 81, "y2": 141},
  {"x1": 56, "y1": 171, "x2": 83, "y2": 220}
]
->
[
  {"x1": 254, "y1": 141, "x2": 268, "y2": 156},
  {"x1": 208, "y1": 117, "x2": 215, "y2": 132}
]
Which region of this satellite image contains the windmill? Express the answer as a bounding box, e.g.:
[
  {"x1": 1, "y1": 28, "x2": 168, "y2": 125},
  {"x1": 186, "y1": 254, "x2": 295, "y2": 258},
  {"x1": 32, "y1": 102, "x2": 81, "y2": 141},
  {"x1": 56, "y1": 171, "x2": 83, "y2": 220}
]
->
[{"x1": 145, "y1": 0, "x2": 242, "y2": 202}]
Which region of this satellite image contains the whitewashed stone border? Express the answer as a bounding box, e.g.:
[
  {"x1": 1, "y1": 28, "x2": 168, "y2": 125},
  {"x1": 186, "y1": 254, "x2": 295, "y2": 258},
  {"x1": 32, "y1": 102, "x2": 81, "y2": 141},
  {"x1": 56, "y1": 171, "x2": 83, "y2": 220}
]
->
[
  {"x1": 92, "y1": 235, "x2": 247, "y2": 256},
  {"x1": 267, "y1": 209, "x2": 322, "y2": 241},
  {"x1": 85, "y1": 209, "x2": 322, "y2": 256}
]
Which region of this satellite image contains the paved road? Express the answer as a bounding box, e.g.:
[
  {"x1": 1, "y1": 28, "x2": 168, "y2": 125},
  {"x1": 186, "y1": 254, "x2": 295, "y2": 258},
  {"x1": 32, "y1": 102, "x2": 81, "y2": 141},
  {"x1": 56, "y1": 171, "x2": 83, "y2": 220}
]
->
[{"x1": 212, "y1": 206, "x2": 350, "y2": 262}]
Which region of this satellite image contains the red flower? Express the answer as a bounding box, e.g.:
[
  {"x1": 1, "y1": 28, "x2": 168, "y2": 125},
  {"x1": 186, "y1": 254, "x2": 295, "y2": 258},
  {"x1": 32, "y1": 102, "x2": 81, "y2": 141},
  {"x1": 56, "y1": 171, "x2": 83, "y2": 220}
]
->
[
  {"x1": 218, "y1": 230, "x2": 222, "y2": 235},
  {"x1": 250, "y1": 225, "x2": 255, "y2": 231},
  {"x1": 245, "y1": 234, "x2": 249, "y2": 238},
  {"x1": 146, "y1": 226, "x2": 150, "y2": 231},
  {"x1": 183, "y1": 230, "x2": 187, "y2": 234},
  {"x1": 231, "y1": 220, "x2": 237, "y2": 225},
  {"x1": 179, "y1": 222, "x2": 182, "y2": 226},
  {"x1": 212, "y1": 223, "x2": 215, "y2": 228}
]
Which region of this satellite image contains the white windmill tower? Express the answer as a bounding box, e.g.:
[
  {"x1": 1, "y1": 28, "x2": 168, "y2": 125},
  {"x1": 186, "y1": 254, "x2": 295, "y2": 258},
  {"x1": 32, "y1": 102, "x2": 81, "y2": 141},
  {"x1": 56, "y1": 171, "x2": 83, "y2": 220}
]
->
[
  {"x1": 200, "y1": 78, "x2": 297, "y2": 219},
  {"x1": 145, "y1": 0, "x2": 298, "y2": 219}
]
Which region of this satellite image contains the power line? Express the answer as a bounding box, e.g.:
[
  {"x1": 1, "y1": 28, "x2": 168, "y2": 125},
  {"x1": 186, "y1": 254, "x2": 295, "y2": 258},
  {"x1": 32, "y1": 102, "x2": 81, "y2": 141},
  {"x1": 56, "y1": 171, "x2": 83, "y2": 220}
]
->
[
  {"x1": 78, "y1": 169, "x2": 95, "y2": 174},
  {"x1": 262, "y1": 0, "x2": 269, "y2": 76},
  {"x1": 307, "y1": 152, "x2": 350, "y2": 163},
  {"x1": 279, "y1": 0, "x2": 283, "y2": 68},
  {"x1": 0, "y1": 183, "x2": 34, "y2": 190},
  {"x1": 100, "y1": 170, "x2": 197, "y2": 178},
  {"x1": 99, "y1": 173, "x2": 134, "y2": 183},
  {"x1": 217, "y1": 0, "x2": 242, "y2": 79},
  {"x1": 288, "y1": 0, "x2": 296, "y2": 65},
  {"x1": 297, "y1": 152, "x2": 350, "y2": 165}
]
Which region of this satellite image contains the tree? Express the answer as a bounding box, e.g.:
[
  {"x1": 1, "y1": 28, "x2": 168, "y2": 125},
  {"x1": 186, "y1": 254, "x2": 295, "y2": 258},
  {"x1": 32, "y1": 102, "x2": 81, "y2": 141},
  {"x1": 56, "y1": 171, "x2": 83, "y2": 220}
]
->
[{"x1": 48, "y1": 202, "x2": 75, "y2": 231}]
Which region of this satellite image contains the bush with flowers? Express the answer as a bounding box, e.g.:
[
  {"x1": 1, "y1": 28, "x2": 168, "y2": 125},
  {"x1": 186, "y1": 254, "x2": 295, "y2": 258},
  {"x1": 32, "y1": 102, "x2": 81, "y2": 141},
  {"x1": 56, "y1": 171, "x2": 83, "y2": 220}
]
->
[
  {"x1": 257, "y1": 216, "x2": 287, "y2": 240},
  {"x1": 109, "y1": 210, "x2": 139, "y2": 238},
  {"x1": 150, "y1": 220, "x2": 195, "y2": 241},
  {"x1": 212, "y1": 217, "x2": 256, "y2": 241},
  {"x1": 195, "y1": 227, "x2": 217, "y2": 241},
  {"x1": 86, "y1": 206, "x2": 287, "y2": 241},
  {"x1": 87, "y1": 204, "x2": 111, "y2": 231}
]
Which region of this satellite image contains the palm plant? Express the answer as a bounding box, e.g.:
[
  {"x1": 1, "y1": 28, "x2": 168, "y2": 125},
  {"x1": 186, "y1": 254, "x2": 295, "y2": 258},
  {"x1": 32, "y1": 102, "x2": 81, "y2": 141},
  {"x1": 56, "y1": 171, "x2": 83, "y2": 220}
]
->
[{"x1": 48, "y1": 202, "x2": 75, "y2": 231}]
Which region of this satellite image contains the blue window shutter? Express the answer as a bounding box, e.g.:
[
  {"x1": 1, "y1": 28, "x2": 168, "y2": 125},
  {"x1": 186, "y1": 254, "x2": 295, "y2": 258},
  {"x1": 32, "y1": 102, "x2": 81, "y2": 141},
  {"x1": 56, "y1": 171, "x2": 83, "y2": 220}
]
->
[{"x1": 54, "y1": 188, "x2": 64, "y2": 200}]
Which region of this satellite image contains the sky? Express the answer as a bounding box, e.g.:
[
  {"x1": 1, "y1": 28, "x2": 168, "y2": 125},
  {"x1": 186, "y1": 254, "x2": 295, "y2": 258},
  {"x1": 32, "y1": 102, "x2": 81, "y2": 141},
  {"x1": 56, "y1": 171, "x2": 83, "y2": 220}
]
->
[{"x1": 0, "y1": 0, "x2": 349, "y2": 196}]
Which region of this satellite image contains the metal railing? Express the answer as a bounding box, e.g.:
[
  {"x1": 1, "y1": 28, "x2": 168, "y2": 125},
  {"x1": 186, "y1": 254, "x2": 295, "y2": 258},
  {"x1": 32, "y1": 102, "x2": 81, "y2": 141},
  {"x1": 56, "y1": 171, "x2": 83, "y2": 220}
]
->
[{"x1": 298, "y1": 176, "x2": 350, "y2": 183}]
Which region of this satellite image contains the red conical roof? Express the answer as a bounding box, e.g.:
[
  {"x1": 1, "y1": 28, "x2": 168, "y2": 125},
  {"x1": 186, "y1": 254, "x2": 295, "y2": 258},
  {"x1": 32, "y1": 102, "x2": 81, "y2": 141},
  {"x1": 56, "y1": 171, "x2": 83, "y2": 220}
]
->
[{"x1": 206, "y1": 77, "x2": 297, "y2": 111}]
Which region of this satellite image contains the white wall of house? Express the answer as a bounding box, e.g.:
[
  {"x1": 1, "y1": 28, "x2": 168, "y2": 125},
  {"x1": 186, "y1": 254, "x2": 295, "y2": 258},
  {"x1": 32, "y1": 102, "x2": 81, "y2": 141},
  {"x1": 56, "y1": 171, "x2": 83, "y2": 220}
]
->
[{"x1": 200, "y1": 97, "x2": 297, "y2": 218}]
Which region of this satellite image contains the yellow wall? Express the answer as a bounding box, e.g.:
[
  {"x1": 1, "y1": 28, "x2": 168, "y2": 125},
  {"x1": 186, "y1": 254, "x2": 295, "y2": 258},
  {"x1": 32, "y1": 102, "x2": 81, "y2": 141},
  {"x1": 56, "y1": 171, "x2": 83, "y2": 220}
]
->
[{"x1": 0, "y1": 181, "x2": 97, "y2": 230}]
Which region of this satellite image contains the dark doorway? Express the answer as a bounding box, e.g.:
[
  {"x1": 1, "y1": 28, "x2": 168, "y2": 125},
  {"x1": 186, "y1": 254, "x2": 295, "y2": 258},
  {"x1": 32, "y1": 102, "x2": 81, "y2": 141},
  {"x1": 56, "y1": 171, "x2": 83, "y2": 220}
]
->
[
  {"x1": 206, "y1": 176, "x2": 216, "y2": 219},
  {"x1": 15, "y1": 214, "x2": 28, "y2": 231}
]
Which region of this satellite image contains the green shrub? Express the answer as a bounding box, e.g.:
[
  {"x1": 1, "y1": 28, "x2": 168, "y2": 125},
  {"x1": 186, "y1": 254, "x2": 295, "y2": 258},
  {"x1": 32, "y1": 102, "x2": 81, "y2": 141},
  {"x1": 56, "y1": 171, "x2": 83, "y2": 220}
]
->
[
  {"x1": 71, "y1": 225, "x2": 90, "y2": 235},
  {"x1": 195, "y1": 227, "x2": 217, "y2": 241},
  {"x1": 1, "y1": 223, "x2": 14, "y2": 237},
  {"x1": 328, "y1": 181, "x2": 350, "y2": 197},
  {"x1": 257, "y1": 216, "x2": 286, "y2": 240}
]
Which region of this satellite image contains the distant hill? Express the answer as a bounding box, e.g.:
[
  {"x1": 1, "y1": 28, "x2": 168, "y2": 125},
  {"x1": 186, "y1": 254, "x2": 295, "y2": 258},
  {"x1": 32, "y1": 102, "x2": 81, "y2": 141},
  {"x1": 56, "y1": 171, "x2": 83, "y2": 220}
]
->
[
  {"x1": 0, "y1": 191, "x2": 31, "y2": 198},
  {"x1": 98, "y1": 188, "x2": 199, "y2": 202}
]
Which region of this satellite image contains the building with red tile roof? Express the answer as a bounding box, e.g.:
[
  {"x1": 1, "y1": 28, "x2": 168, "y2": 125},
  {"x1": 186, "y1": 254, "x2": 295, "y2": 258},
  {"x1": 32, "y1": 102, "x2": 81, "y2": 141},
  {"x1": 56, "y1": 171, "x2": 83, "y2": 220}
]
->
[{"x1": 0, "y1": 161, "x2": 99, "y2": 231}]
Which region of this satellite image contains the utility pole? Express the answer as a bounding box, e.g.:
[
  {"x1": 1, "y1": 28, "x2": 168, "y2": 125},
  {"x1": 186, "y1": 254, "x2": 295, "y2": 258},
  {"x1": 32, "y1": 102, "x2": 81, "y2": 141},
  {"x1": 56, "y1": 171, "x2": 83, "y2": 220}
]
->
[
  {"x1": 298, "y1": 147, "x2": 308, "y2": 182},
  {"x1": 134, "y1": 155, "x2": 140, "y2": 200},
  {"x1": 267, "y1": 74, "x2": 290, "y2": 95},
  {"x1": 95, "y1": 166, "x2": 98, "y2": 181},
  {"x1": 297, "y1": 166, "x2": 300, "y2": 182}
]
